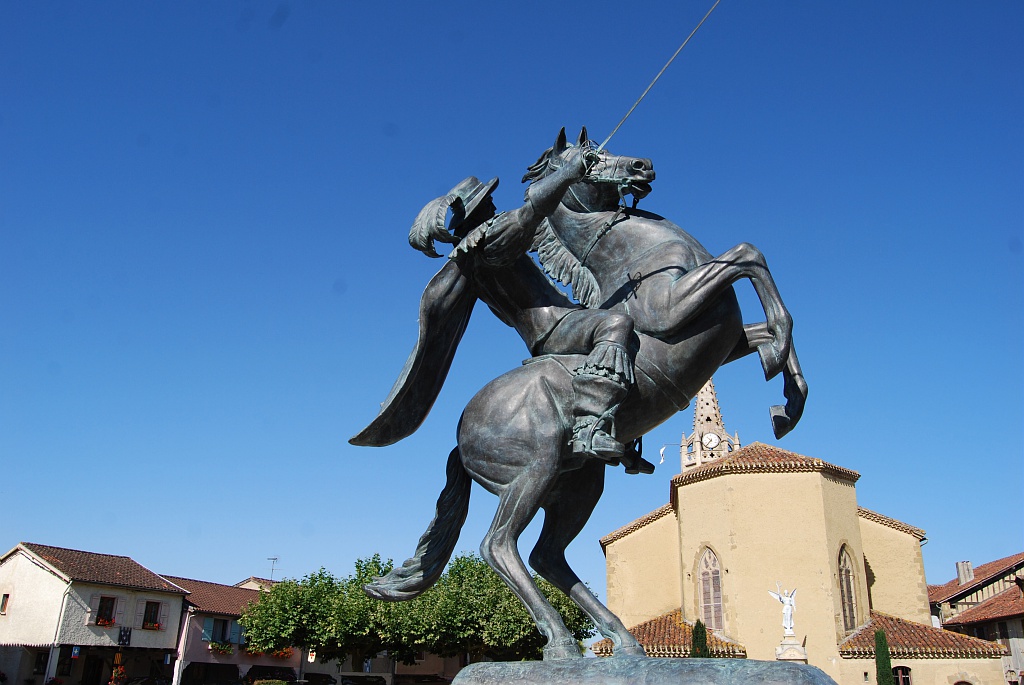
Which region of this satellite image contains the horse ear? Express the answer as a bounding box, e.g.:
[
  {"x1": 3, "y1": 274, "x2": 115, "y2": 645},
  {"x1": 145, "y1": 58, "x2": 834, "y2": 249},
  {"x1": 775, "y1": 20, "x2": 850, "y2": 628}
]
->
[
  {"x1": 554, "y1": 127, "x2": 568, "y2": 153},
  {"x1": 576, "y1": 126, "x2": 589, "y2": 146}
]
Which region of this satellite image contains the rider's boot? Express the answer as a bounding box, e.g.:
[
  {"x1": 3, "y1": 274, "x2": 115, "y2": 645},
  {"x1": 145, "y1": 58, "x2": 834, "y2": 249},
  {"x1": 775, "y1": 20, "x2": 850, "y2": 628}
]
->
[{"x1": 571, "y1": 343, "x2": 632, "y2": 463}]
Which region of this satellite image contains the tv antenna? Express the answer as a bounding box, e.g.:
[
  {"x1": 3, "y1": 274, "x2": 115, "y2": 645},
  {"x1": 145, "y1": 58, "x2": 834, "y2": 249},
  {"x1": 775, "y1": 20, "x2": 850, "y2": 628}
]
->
[{"x1": 267, "y1": 557, "x2": 279, "y2": 581}]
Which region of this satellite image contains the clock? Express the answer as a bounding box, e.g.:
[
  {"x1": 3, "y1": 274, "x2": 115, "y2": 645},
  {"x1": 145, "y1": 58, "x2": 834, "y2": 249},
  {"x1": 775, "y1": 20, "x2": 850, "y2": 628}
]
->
[{"x1": 701, "y1": 433, "x2": 721, "y2": 449}]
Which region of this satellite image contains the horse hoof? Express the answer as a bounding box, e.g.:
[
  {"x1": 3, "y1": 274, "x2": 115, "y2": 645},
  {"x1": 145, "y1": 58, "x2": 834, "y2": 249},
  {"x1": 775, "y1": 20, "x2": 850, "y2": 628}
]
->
[
  {"x1": 543, "y1": 639, "x2": 582, "y2": 660},
  {"x1": 770, "y1": 405, "x2": 792, "y2": 439}
]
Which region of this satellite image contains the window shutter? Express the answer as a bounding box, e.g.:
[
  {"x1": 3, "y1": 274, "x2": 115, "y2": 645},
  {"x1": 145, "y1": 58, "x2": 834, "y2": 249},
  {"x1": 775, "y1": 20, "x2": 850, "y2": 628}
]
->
[
  {"x1": 134, "y1": 600, "x2": 146, "y2": 629},
  {"x1": 202, "y1": 617, "x2": 214, "y2": 641},
  {"x1": 86, "y1": 594, "x2": 100, "y2": 625},
  {"x1": 159, "y1": 603, "x2": 170, "y2": 631},
  {"x1": 229, "y1": 620, "x2": 241, "y2": 644},
  {"x1": 114, "y1": 597, "x2": 125, "y2": 626}
]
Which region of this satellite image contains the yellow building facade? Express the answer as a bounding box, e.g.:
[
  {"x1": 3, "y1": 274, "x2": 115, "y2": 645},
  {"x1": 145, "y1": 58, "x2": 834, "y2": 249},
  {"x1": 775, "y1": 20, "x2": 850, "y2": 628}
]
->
[{"x1": 597, "y1": 382, "x2": 1006, "y2": 685}]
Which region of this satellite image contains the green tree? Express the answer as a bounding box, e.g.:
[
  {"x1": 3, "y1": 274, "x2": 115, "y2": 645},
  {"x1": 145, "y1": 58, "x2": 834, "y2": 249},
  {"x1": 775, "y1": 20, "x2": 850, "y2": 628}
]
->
[
  {"x1": 874, "y1": 629, "x2": 895, "y2": 685},
  {"x1": 690, "y1": 619, "x2": 711, "y2": 658},
  {"x1": 241, "y1": 553, "x2": 594, "y2": 664}
]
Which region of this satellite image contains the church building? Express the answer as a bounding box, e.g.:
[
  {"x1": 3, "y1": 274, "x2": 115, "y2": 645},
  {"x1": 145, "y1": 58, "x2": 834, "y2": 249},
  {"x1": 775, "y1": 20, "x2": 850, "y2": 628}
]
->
[{"x1": 594, "y1": 380, "x2": 1007, "y2": 685}]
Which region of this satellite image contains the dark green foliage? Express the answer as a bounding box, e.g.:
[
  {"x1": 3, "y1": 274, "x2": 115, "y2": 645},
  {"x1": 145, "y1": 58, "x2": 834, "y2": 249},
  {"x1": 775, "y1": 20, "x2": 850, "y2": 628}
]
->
[
  {"x1": 874, "y1": 629, "x2": 895, "y2": 685},
  {"x1": 241, "y1": 553, "x2": 594, "y2": 664},
  {"x1": 690, "y1": 619, "x2": 711, "y2": 658}
]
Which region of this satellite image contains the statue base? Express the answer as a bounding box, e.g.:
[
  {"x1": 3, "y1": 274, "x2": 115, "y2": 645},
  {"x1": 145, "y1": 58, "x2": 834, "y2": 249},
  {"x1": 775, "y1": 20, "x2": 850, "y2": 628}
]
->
[
  {"x1": 452, "y1": 655, "x2": 836, "y2": 684},
  {"x1": 775, "y1": 635, "x2": 809, "y2": 663}
]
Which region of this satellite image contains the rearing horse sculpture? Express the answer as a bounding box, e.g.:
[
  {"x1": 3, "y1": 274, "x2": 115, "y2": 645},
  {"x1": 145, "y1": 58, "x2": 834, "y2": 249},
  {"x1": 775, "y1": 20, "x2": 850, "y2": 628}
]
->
[{"x1": 352, "y1": 128, "x2": 807, "y2": 660}]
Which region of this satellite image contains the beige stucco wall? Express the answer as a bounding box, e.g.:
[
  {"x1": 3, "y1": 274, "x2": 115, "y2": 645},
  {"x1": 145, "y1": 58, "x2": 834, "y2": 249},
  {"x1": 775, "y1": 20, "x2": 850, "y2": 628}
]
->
[
  {"x1": 0, "y1": 549, "x2": 68, "y2": 646},
  {"x1": 858, "y1": 517, "x2": 931, "y2": 624},
  {"x1": 675, "y1": 470, "x2": 868, "y2": 683},
  {"x1": 604, "y1": 510, "x2": 680, "y2": 629},
  {"x1": 56, "y1": 581, "x2": 182, "y2": 649},
  {"x1": 838, "y1": 656, "x2": 1005, "y2": 685}
]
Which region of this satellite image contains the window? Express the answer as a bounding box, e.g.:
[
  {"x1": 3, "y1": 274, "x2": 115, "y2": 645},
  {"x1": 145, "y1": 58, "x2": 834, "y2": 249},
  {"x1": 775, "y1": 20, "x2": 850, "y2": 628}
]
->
[
  {"x1": 698, "y1": 548, "x2": 723, "y2": 631},
  {"x1": 203, "y1": 617, "x2": 238, "y2": 643},
  {"x1": 0, "y1": 593, "x2": 9, "y2": 614},
  {"x1": 56, "y1": 646, "x2": 73, "y2": 676},
  {"x1": 892, "y1": 666, "x2": 912, "y2": 684},
  {"x1": 142, "y1": 601, "x2": 161, "y2": 630},
  {"x1": 33, "y1": 651, "x2": 49, "y2": 674},
  {"x1": 212, "y1": 618, "x2": 229, "y2": 642},
  {"x1": 839, "y1": 547, "x2": 857, "y2": 632},
  {"x1": 96, "y1": 596, "x2": 117, "y2": 626}
]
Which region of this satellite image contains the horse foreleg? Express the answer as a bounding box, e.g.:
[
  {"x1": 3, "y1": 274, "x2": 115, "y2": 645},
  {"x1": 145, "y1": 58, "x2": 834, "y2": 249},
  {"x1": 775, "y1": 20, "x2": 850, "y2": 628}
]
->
[
  {"x1": 726, "y1": 322, "x2": 808, "y2": 438},
  {"x1": 529, "y1": 462, "x2": 646, "y2": 657},
  {"x1": 480, "y1": 467, "x2": 581, "y2": 660},
  {"x1": 650, "y1": 243, "x2": 792, "y2": 380}
]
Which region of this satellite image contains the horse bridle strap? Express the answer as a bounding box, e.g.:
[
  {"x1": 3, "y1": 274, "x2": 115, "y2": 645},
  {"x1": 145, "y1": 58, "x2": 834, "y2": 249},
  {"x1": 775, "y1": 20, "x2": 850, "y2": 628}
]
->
[{"x1": 579, "y1": 204, "x2": 626, "y2": 268}]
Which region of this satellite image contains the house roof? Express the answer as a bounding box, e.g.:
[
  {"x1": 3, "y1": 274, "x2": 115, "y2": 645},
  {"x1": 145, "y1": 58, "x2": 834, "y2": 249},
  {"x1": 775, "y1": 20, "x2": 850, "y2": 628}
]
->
[
  {"x1": 591, "y1": 609, "x2": 746, "y2": 658},
  {"x1": 856, "y1": 507, "x2": 926, "y2": 541},
  {"x1": 16, "y1": 543, "x2": 186, "y2": 594},
  {"x1": 927, "y1": 552, "x2": 1024, "y2": 603},
  {"x1": 944, "y1": 584, "x2": 1024, "y2": 626},
  {"x1": 670, "y1": 442, "x2": 860, "y2": 489},
  {"x1": 838, "y1": 611, "x2": 1008, "y2": 659},
  {"x1": 234, "y1": 576, "x2": 277, "y2": 589},
  {"x1": 599, "y1": 503, "x2": 675, "y2": 549},
  {"x1": 162, "y1": 576, "x2": 260, "y2": 617}
]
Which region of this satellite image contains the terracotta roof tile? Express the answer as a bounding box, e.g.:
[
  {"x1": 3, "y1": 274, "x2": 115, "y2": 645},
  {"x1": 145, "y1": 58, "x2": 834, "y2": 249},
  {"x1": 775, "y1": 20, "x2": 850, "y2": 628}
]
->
[
  {"x1": 163, "y1": 576, "x2": 260, "y2": 617},
  {"x1": 19, "y1": 543, "x2": 186, "y2": 594},
  {"x1": 927, "y1": 552, "x2": 1024, "y2": 603},
  {"x1": 592, "y1": 609, "x2": 746, "y2": 658},
  {"x1": 856, "y1": 507, "x2": 926, "y2": 540},
  {"x1": 599, "y1": 503, "x2": 675, "y2": 549},
  {"x1": 670, "y1": 442, "x2": 860, "y2": 489},
  {"x1": 838, "y1": 612, "x2": 1007, "y2": 659},
  {"x1": 944, "y1": 585, "x2": 1024, "y2": 626}
]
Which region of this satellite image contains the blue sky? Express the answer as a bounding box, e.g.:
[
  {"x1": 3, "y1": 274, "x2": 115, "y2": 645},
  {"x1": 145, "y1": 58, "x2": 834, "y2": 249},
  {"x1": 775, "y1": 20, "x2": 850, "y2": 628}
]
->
[{"x1": 2, "y1": 1, "x2": 1021, "y2": 603}]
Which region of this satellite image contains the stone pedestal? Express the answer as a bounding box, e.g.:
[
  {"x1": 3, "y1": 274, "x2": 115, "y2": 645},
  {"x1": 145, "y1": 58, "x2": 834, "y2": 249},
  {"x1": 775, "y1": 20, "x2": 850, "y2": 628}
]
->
[
  {"x1": 452, "y1": 655, "x2": 836, "y2": 684},
  {"x1": 775, "y1": 636, "x2": 809, "y2": 664}
]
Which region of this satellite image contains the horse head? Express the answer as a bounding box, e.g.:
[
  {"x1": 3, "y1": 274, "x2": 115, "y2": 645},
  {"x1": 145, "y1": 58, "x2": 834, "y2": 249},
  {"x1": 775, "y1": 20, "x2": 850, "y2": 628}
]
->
[{"x1": 522, "y1": 127, "x2": 655, "y2": 212}]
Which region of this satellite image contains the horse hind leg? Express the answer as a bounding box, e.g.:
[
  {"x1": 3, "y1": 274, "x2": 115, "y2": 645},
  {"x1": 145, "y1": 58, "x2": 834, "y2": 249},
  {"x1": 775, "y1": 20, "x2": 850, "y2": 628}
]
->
[
  {"x1": 726, "y1": 322, "x2": 807, "y2": 438},
  {"x1": 529, "y1": 461, "x2": 646, "y2": 657},
  {"x1": 479, "y1": 461, "x2": 581, "y2": 660}
]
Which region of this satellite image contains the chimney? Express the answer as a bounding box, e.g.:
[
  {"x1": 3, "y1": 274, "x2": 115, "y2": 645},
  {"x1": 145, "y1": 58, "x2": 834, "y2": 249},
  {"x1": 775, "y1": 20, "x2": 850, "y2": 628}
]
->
[{"x1": 956, "y1": 561, "x2": 975, "y2": 585}]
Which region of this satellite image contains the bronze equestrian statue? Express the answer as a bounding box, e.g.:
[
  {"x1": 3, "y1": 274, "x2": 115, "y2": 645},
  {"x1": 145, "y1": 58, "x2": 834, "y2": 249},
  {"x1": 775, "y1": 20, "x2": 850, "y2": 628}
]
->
[{"x1": 351, "y1": 128, "x2": 807, "y2": 661}]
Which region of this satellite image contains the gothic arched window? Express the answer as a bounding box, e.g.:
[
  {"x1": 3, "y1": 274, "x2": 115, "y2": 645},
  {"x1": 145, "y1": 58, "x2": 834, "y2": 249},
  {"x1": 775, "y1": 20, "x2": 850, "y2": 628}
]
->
[
  {"x1": 699, "y1": 548, "x2": 723, "y2": 631},
  {"x1": 839, "y1": 546, "x2": 857, "y2": 632}
]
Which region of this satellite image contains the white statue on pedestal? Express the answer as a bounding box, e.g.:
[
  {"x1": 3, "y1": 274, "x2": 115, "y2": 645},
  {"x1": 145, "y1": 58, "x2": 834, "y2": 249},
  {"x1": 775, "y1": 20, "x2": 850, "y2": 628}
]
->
[{"x1": 768, "y1": 583, "x2": 797, "y2": 637}]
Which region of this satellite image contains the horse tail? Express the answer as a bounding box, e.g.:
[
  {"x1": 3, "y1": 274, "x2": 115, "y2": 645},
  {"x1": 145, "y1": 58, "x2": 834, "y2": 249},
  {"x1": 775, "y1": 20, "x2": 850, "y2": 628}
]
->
[{"x1": 363, "y1": 446, "x2": 470, "y2": 601}]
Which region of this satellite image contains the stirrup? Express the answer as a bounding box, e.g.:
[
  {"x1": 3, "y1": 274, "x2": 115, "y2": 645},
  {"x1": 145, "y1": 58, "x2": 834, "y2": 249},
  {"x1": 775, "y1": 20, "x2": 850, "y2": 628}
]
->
[{"x1": 572, "y1": 419, "x2": 624, "y2": 462}]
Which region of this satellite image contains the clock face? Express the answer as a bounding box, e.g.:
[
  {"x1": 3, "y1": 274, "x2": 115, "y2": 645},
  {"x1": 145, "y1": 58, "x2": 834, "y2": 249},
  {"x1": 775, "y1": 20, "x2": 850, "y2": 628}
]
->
[{"x1": 701, "y1": 433, "x2": 721, "y2": 449}]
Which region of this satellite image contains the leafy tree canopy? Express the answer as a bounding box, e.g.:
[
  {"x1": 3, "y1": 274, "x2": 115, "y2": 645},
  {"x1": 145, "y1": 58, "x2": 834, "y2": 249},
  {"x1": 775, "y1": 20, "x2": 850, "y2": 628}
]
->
[{"x1": 240, "y1": 553, "x2": 594, "y2": 663}]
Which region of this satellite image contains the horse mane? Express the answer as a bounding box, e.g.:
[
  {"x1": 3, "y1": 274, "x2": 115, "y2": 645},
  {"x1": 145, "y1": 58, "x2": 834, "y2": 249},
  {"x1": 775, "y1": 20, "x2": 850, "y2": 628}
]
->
[
  {"x1": 521, "y1": 145, "x2": 557, "y2": 185},
  {"x1": 530, "y1": 218, "x2": 602, "y2": 308}
]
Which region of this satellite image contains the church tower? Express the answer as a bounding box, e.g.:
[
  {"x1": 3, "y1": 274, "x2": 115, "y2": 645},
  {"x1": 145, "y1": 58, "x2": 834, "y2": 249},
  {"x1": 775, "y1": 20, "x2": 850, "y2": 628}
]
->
[{"x1": 680, "y1": 378, "x2": 740, "y2": 470}]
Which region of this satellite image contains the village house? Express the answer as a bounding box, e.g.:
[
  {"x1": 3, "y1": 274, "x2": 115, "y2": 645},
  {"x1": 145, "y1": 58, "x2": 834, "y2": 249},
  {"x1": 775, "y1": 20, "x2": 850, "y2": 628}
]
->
[{"x1": 0, "y1": 543, "x2": 186, "y2": 685}]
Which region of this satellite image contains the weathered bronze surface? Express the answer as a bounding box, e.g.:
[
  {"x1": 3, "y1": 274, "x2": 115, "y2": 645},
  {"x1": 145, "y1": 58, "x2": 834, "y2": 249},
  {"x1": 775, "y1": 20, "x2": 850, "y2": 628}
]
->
[
  {"x1": 351, "y1": 128, "x2": 807, "y2": 661},
  {"x1": 452, "y1": 656, "x2": 837, "y2": 685}
]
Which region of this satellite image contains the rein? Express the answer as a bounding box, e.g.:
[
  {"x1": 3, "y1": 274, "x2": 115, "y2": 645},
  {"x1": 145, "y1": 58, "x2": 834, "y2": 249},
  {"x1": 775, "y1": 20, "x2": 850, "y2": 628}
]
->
[{"x1": 545, "y1": 149, "x2": 633, "y2": 267}]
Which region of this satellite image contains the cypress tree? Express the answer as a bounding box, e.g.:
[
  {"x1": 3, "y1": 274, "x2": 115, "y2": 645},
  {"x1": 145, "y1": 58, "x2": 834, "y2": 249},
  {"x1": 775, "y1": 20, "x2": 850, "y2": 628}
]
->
[
  {"x1": 691, "y1": 619, "x2": 711, "y2": 658},
  {"x1": 874, "y1": 629, "x2": 895, "y2": 685}
]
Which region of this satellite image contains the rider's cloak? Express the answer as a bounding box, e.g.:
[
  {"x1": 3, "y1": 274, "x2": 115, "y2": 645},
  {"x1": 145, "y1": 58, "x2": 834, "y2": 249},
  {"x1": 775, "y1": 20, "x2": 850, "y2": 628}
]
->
[{"x1": 349, "y1": 259, "x2": 476, "y2": 447}]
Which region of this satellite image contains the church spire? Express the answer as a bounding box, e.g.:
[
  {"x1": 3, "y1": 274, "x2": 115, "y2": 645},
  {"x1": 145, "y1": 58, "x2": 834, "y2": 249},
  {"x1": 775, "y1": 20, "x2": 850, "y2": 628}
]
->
[{"x1": 681, "y1": 378, "x2": 740, "y2": 470}]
